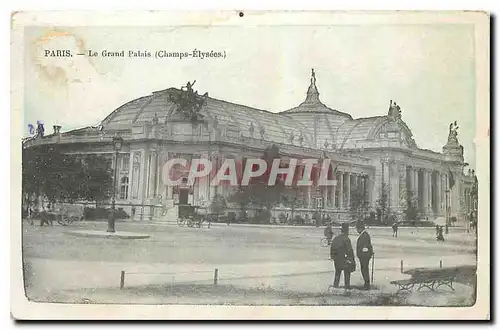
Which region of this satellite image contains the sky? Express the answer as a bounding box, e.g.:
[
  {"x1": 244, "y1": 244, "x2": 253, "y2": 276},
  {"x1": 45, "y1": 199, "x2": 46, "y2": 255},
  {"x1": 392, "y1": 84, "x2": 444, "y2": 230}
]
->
[{"x1": 23, "y1": 24, "x2": 476, "y2": 167}]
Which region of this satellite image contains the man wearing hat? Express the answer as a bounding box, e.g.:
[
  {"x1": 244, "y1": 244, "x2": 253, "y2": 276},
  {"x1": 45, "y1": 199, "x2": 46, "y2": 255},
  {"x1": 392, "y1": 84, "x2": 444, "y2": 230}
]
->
[
  {"x1": 330, "y1": 222, "x2": 355, "y2": 289},
  {"x1": 356, "y1": 220, "x2": 373, "y2": 290}
]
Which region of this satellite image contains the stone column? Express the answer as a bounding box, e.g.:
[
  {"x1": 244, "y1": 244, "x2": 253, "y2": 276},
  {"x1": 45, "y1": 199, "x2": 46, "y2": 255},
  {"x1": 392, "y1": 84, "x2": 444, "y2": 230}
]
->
[
  {"x1": 307, "y1": 185, "x2": 312, "y2": 209},
  {"x1": 139, "y1": 150, "x2": 148, "y2": 220},
  {"x1": 149, "y1": 151, "x2": 157, "y2": 198},
  {"x1": 323, "y1": 184, "x2": 328, "y2": 209},
  {"x1": 127, "y1": 151, "x2": 134, "y2": 201},
  {"x1": 365, "y1": 175, "x2": 372, "y2": 207},
  {"x1": 166, "y1": 152, "x2": 173, "y2": 200},
  {"x1": 422, "y1": 169, "x2": 430, "y2": 216},
  {"x1": 338, "y1": 171, "x2": 344, "y2": 209},
  {"x1": 209, "y1": 153, "x2": 219, "y2": 200},
  {"x1": 383, "y1": 161, "x2": 391, "y2": 209},
  {"x1": 428, "y1": 170, "x2": 433, "y2": 215},
  {"x1": 408, "y1": 166, "x2": 415, "y2": 192},
  {"x1": 390, "y1": 162, "x2": 399, "y2": 211},
  {"x1": 332, "y1": 180, "x2": 337, "y2": 209},
  {"x1": 413, "y1": 168, "x2": 419, "y2": 195},
  {"x1": 443, "y1": 173, "x2": 447, "y2": 212},
  {"x1": 144, "y1": 153, "x2": 150, "y2": 199},
  {"x1": 398, "y1": 164, "x2": 407, "y2": 211},
  {"x1": 346, "y1": 173, "x2": 351, "y2": 210},
  {"x1": 131, "y1": 151, "x2": 141, "y2": 200},
  {"x1": 201, "y1": 151, "x2": 211, "y2": 205},
  {"x1": 157, "y1": 151, "x2": 167, "y2": 201},
  {"x1": 436, "y1": 172, "x2": 442, "y2": 213}
]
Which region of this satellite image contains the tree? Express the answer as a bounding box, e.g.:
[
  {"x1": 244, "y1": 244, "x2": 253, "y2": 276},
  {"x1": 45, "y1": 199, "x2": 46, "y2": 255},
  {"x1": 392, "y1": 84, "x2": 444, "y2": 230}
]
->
[
  {"x1": 376, "y1": 183, "x2": 390, "y2": 224},
  {"x1": 350, "y1": 183, "x2": 370, "y2": 221},
  {"x1": 227, "y1": 144, "x2": 285, "y2": 222},
  {"x1": 400, "y1": 188, "x2": 420, "y2": 222},
  {"x1": 80, "y1": 154, "x2": 113, "y2": 206},
  {"x1": 210, "y1": 194, "x2": 227, "y2": 215},
  {"x1": 22, "y1": 145, "x2": 75, "y2": 208},
  {"x1": 280, "y1": 186, "x2": 305, "y2": 221},
  {"x1": 229, "y1": 183, "x2": 284, "y2": 213},
  {"x1": 22, "y1": 146, "x2": 113, "y2": 209},
  {"x1": 227, "y1": 186, "x2": 254, "y2": 218},
  {"x1": 22, "y1": 146, "x2": 44, "y2": 211}
]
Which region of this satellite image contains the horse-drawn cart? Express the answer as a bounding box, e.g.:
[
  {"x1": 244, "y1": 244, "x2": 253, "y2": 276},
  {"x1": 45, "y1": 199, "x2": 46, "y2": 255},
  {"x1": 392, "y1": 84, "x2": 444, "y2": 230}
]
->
[{"x1": 177, "y1": 204, "x2": 205, "y2": 228}]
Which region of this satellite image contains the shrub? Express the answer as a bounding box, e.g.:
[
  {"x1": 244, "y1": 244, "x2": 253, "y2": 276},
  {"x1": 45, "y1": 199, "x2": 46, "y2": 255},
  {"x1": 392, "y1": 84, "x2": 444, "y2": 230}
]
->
[
  {"x1": 210, "y1": 195, "x2": 227, "y2": 215},
  {"x1": 399, "y1": 220, "x2": 435, "y2": 227},
  {"x1": 292, "y1": 214, "x2": 305, "y2": 225},
  {"x1": 251, "y1": 209, "x2": 271, "y2": 224},
  {"x1": 83, "y1": 207, "x2": 129, "y2": 220}
]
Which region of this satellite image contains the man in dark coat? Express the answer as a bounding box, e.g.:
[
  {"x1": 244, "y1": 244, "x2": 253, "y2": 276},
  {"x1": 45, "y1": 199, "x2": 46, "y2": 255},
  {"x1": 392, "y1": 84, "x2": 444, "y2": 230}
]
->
[
  {"x1": 330, "y1": 223, "x2": 355, "y2": 289},
  {"x1": 356, "y1": 220, "x2": 373, "y2": 290},
  {"x1": 436, "y1": 225, "x2": 445, "y2": 241},
  {"x1": 392, "y1": 221, "x2": 399, "y2": 238}
]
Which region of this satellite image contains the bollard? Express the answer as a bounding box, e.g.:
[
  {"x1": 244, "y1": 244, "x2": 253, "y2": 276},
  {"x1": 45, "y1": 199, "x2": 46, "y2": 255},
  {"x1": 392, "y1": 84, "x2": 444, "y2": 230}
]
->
[
  {"x1": 120, "y1": 270, "x2": 125, "y2": 290},
  {"x1": 440, "y1": 260, "x2": 443, "y2": 268},
  {"x1": 400, "y1": 260, "x2": 403, "y2": 273},
  {"x1": 214, "y1": 268, "x2": 219, "y2": 285}
]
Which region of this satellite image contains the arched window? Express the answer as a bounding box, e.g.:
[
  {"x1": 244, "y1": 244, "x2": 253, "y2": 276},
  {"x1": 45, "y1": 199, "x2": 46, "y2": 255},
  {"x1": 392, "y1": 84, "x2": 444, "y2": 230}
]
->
[{"x1": 119, "y1": 176, "x2": 129, "y2": 200}]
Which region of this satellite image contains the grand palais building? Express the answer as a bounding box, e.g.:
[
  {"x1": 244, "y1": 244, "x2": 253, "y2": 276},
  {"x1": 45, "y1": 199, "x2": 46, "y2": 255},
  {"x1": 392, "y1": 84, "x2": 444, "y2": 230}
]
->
[{"x1": 23, "y1": 70, "x2": 477, "y2": 224}]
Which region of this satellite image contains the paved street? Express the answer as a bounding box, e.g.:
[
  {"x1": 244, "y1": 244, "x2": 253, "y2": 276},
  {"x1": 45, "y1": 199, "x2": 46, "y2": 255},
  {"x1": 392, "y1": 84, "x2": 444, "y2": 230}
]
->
[{"x1": 22, "y1": 221, "x2": 477, "y2": 305}]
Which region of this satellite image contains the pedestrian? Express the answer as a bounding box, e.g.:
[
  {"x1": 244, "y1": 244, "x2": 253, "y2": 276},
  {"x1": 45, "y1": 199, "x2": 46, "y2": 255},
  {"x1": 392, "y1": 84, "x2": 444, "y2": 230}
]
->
[
  {"x1": 437, "y1": 225, "x2": 445, "y2": 241},
  {"x1": 356, "y1": 220, "x2": 373, "y2": 290},
  {"x1": 324, "y1": 222, "x2": 334, "y2": 243},
  {"x1": 392, "y1": 221, "x2": 399, "y2": 238},
  {"x1": 131, "y1": 206, "x2": 136, "y2": 220},
  {"x1": 27, "y1": 206, "x2": 35, "y2": 226},
  {"x1": 330, "y1": 222, "x2": 355, "y2": 290}
]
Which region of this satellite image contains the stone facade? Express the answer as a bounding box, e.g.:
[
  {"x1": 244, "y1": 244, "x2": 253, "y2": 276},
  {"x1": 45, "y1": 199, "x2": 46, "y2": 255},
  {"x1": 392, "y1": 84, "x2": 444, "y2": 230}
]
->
[{"x1": 23, "y1": 70, "x2": 477, "y2": 224}]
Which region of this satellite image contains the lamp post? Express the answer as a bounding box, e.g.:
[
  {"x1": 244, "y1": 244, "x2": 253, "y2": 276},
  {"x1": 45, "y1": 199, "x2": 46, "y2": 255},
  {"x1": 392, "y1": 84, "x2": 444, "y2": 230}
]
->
[{"x1": 108, "y1": 135, "x2": 124, "y2": 233}]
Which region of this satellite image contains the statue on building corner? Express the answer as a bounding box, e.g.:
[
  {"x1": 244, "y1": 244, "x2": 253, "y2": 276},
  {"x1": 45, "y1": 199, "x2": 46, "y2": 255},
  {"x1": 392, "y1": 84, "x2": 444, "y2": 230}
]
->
[
  {"x1": 388, "y1": 100, "x2": 402, "y2": 120},
  {"x1": 249, "y1": 122, "x2": 255, "y2": 137},
  {"x1": 35, "y1": 120, "x2": 45, "y2": 139},
  {"x1": 448, "y1": 121, "x2": 459, "y2": 143}
]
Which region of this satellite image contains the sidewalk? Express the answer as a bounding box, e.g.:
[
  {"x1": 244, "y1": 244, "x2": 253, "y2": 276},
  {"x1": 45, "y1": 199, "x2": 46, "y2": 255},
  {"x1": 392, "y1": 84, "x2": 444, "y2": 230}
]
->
[{"x1": 26, "y1": 253, "x2": 476, "y2": 295}]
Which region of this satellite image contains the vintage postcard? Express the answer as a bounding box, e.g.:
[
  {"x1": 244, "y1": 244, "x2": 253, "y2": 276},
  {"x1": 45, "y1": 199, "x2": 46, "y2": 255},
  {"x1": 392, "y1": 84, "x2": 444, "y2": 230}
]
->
[{"x1": 11, "y1": 11, "x2": 490, "y2": 320}]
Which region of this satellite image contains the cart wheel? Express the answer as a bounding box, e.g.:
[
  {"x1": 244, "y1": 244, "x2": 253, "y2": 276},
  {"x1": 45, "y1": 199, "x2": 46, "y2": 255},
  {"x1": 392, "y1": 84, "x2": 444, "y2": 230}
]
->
[
  {"x1": 320, "y1": 237, "x2": 330, "y2": 247},
  {"x1": 186, "y1": 218, "x2": 194, "y2": 227},
  {"x1": 177, "y1": 217, "x2": 186, "y2": 227}
]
